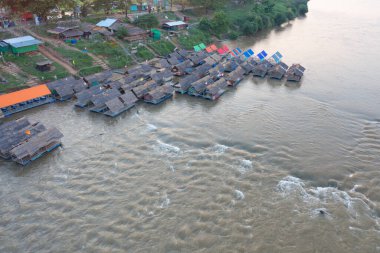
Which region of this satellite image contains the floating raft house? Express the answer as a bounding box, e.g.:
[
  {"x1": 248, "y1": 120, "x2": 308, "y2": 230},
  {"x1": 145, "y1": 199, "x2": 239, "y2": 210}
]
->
[
  {"x1": 225, "y1": 66, "x2": 245, "y2": 87},
  {"x1": 0, "y1": 85, "x2": 54, "y2": 118},
  {"x1": 188, "y1": 76, "x2": 214, "y2": 97},
  {"x1": 286, "y1": 64, "x2": 306, "y2": 82},
  {"x1": 103, "y1": 91, "x2": 138, "y2": 117},
  {"x1": 268, "y1": 62, "x2": 289, "y2": 80},
  {"x1": 0, "y1": 117, "x2": 63, "y2": 165},
  {"x1": 203, "y1": 78, "x2": 228, "y2": 100},
  {"x1": 143, "y1": 84, "x2": 174, "y2": 104}
]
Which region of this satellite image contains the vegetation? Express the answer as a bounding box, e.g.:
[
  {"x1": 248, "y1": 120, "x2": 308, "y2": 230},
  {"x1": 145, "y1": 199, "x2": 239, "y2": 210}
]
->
[
  {"x1": 115, "y1": 26, "x2": 129, "y2": 40},
  {"x1": 134, "y1": 14, "x2": 159, "y2": 29},
  {"x1": 51, "y1": 46, "x2": 94, "y2": 70},
  {"x1": 73, "y1": 35, "x2": 133, "y2": 68},
  {"x1": 136, "y1": 46, "x2": 155, "y2": 61},
  {"x1": 4, "y1": 53, "x2": 69, "y2": 82},
  {"x1": 198, "y1": 0, "x2": 309, "y2": 39},
  {"x1": 78, "y1": 66, "x2": 103, "y2": 77},
  {"x1": 0, "y1": 71, "x2": 27, "y2": 93},
  {"x1": 148, "y1": 40, "x2": 175, "y2": 56},
  {"x1": 177, "y1": 28, "x2": 212, "y2": 50}
]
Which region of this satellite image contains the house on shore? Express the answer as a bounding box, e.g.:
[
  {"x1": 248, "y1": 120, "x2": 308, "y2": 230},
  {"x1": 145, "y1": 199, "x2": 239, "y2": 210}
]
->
[
  {"x1": 95, "y1": 18, "x2": 119, "y2": 34},
  {"x1": 2, "y1": 36, "x2": 42, "y2": 54},
  {"x1": 0, "y1": 85, "x2": 54, "y2": 118},
  {"x1": 162, "y1": 21, "x2": 188, "y2": 31},
  {"x1": 47, "y1": 26, "x2": 84, "y2": 40}
]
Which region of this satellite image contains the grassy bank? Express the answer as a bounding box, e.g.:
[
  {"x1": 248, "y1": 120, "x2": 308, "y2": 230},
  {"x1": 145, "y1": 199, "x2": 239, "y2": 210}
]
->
[
  {"x1": 73, "y1": 35, "x2": 133, "y2": 68},
  {"x1": 4, "y1": 53, "x2": 69, "y2": 82},
  {"x1": 177, "y1": 28, "x2": 212, "y2": 50},
  {"x1": 148, "y1": 40, "x2": 176, "y2": 56},
  {"x1": 0, "y1": 71, "x2": 27, "y2": 93}
]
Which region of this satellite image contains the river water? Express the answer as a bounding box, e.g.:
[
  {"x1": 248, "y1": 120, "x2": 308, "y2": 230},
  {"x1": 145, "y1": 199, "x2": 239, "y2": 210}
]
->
[{"x1": 1, "y1": 0, "x2": 380, "y2": 252}]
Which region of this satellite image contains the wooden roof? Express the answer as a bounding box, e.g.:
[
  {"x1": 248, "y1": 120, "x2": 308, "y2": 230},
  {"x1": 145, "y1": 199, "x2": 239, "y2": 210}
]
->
[{"x1": 0, "y1": 85, "x2": 51, "y2": 108}]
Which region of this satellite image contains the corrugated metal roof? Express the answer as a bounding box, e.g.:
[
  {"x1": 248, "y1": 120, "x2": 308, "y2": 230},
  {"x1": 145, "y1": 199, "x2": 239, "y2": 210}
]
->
[
  {"x1": 3, "y1": 36, "x2": 42, "y2": 48},
  {"x1": 164, "y1": 21, "x2": 187, "y2": 27},
  {"x1": 0, "y1": 85, "x2": 51, "y2": 108},
  {"x1": 96, "y1": 18, "x2": 118, "y2": 28}
]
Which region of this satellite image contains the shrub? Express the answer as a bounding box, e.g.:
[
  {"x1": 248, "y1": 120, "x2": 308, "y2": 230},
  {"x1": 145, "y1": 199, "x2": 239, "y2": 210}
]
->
[
  {"x1": 134, "y1": 14, "x2": 159, "y2": 29},
  {"x1": 115, "y1": 26, "x2": 129, "y2": 39},
  {"x1": 298, "y1": 4, "x2": 308, "y2": 15},
  {"x1": 228, "y1": 31, "x2": 239, "y2": 40}
]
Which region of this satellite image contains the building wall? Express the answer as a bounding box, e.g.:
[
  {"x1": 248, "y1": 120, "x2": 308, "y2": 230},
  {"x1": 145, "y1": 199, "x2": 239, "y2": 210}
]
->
[{"x1": 11, "y1": 45, "x2": 39, "y2": 54}]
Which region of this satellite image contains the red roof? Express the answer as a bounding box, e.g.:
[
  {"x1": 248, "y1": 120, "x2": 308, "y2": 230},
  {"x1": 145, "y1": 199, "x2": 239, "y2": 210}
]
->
[{"x1": 0, "y1": 85, "x2": 51, "y2": 108}]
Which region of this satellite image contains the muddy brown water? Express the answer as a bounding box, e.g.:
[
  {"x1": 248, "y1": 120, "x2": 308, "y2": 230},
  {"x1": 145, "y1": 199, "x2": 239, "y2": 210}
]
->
[{"x1": 1, "y1": 0, "x2": 380, "y2": 252}]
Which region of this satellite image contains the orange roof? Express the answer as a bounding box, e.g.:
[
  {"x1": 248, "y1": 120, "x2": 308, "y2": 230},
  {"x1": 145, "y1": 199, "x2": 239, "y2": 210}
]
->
[{"x1": 0, "y1": 84, "x2": 51, "y2": 108}]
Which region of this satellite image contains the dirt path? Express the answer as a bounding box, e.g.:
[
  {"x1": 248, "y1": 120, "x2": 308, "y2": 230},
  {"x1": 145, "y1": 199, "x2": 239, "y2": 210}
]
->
[
  {"x1": 38, "y1": 45, "x2": 77, "y2": 75},
  {"x1": 22, "y1": 27, "x2": 109, "y2": 70}
]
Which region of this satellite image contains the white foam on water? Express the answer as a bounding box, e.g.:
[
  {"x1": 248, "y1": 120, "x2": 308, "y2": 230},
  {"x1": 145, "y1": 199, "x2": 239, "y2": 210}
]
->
[
  {"x1": 212, "y1": 144, "x2": 229, "y2": 154},
  {"x1": 146, "y1": 124, "x2": 158, "y2": 131},
  {"x1": 277, "y1": 176, "x2": 378, "y2": 222},
  {"x1": 234, "y1": 190, "x2": 245, "y2": 200},
  {"x1": 238, "y1": 159, "x2": 253, "y2": 174},
  {"x1": 156, "y1": 140, "x2": 181, "y2": 155},
  {"x1": 159, "y1": 194, "x2": 171, "y2": 208}
]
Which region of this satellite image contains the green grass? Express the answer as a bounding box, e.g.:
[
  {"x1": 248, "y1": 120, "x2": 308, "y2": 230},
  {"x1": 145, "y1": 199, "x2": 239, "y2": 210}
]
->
[
  {"x1": 136, "y1": 46, "x2": 155, "y2": 61},
  {"x1": 148, "y1": 40, "x2": 175, "y2": 56},
  {"x1": 4, "y1": 53, "x2": 69, "y2": 82},
  {"x1": 73, "y1": 35, "x2": 133, "y2": 68},
  {"x1": 160, "y1": 11, "x2": 180, "y2": 21},
  {"x1": 52, "y1": 46, "x2": 94, "y2": 70},
  {"x1": 78, "y1": 66, "x2": 103, "y2": 77},
  {"x1": 80, "y1": 15, "x2": 108, "y2": 24},
  {"x1": 177, "y1": 28, "x2": 212, "y2": 50},
  {"x1": 0, "y1": 71, "x2": 27, "y2": 93}
]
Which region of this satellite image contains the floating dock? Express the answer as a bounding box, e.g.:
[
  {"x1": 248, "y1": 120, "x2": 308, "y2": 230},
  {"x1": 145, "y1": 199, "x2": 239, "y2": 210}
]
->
[{"x1": 0, "y1": 117, "x2": 63, "y2": 165}]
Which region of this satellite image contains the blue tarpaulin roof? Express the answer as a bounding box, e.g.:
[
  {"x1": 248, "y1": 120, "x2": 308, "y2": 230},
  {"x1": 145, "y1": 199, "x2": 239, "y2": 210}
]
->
[
  {"x1": 3, "y1": 36, "x2": 42, "y2": 48},
  {"x1": 96, "y1": 18, "x2": 118, "y2": 28}
]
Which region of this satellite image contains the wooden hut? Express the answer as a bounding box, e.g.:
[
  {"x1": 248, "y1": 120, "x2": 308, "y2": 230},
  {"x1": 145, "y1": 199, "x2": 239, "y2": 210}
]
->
[
  {"x1": 172, "y1": 59, "x2": 193, "y2": 76},
  {"x1": 0, "y1": 118, "x2": 46, "y2": 159},
  {"x1": 223, "y1": 59, "x2": 240, "y2": 73},
  {"x1": 162, "y1": 21, "x2": 188, "y2": 31},
  {"x1": 47, "y1": 26, "x2": 84, "y2": 40},
  {"x1": 240, "y1": 61, "x2": 255, "y2": 75},
  {"x1": 188, "y1": 76, "x2": 214, "y2": 97},
  {"x1": 203, "y1": 78, "x2": 228, "y2": 100},
  {"x1": 151, "y1": 70, "x2": 173, "y2": 84},
  {"x1": 0, "y1": 85, "x2": 54, "y2": 117},
  {"x1": 153, "y1": 58, "x2": 171, "y2": 69},
  {"x1": 35, "y1": 60, "x2": 53, "y2": 72},
  {"x1": 46, "y1": 76, "x2": 86, "y2": 101},
  {"x1": 286, "y1": 64, "x2": 305, "y2": 82},
  {"x1": 131, "y1": 80, "x2": 158, "y2": 99},
  {"x1": 252, "y1": 60, "x2": 273, "y2": 78},
  {"x1": 103, "y1": 91, "x2": 138, "y2": 117},
  {"x1": 193, "y1": 64, "x2": 212, "y2": 78},
  {"x1": 209, "y1": 64, "x2": 225, "y2": 81},
  {"x1": 84, "y1": 71, "x2": 113, "y2": 87},
  {"x1": 203, "y1": 56, "x2": 218, "y2": 67},
  {"x1": 188, "y1": 51, "x2": 208, "y2": 66},
  {"x1": 74, "y1": 85, "x2": 104, "y2": 108},
  {"x1": 174, "y1": 75, "x2": 198, "y2": 94},
  {"x1": 268, "y1": 62, "x2": 289, "y2": 80},
  {"x1": 0, "y1": 117, "x2": 63, "y2": 165},
  {"x1": 89, "y1": 88, "x2": 121, "y2": 113},
  {"x1": 143, "y1": 84, "x2": 174, "y2": 104},
  {"x1": 121, "y1": 78, "x2": 145, "y2": 93},
  {"x1": 9, "y1": 127, "x2": 63, "y2": 165},
  {"x1": 225, "y1": 66, "x2": 245, "y2": 87}
]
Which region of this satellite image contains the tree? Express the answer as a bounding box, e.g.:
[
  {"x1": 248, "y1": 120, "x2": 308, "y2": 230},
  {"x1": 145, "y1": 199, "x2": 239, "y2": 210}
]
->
[
  {"x1": 211, "y1": 11, "x2": 229, "y2": 36},
  {"x1": 189, "y1": 0, "x2": 226, "y2": 14},
  {"x1": 134, "y1": 14, "x2": 159, "y2": 29}
]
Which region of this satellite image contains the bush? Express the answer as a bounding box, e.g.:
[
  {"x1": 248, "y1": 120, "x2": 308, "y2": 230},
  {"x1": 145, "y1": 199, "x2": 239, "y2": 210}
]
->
[
  {"x1": 115, "y1": 26, "x2": 129, "y2": 39},
  {"x1": 199, "y1": 17, "x2": 212, "y2": 32},
  {"x1": 134, "y1": 14, "x2": 159, "y2": 29},
  {"x1": 298, "y1": 4, "x2": 308, "y2": 15},
  {"x1": 228, "y1": 31, "x2": 239, "y2": 40},
  {"x1": 274, "y1": 12, "x2": 287, "y2": 26},
  {"x1": 178, "y1": 28, "x2": 212, "y2": 50},
  {"x1": 242, "y1": 21, "x2": 258, "y2": 35},
  {"x1": 79, "y1": 66, "x2": 103, "y2": 77}
]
